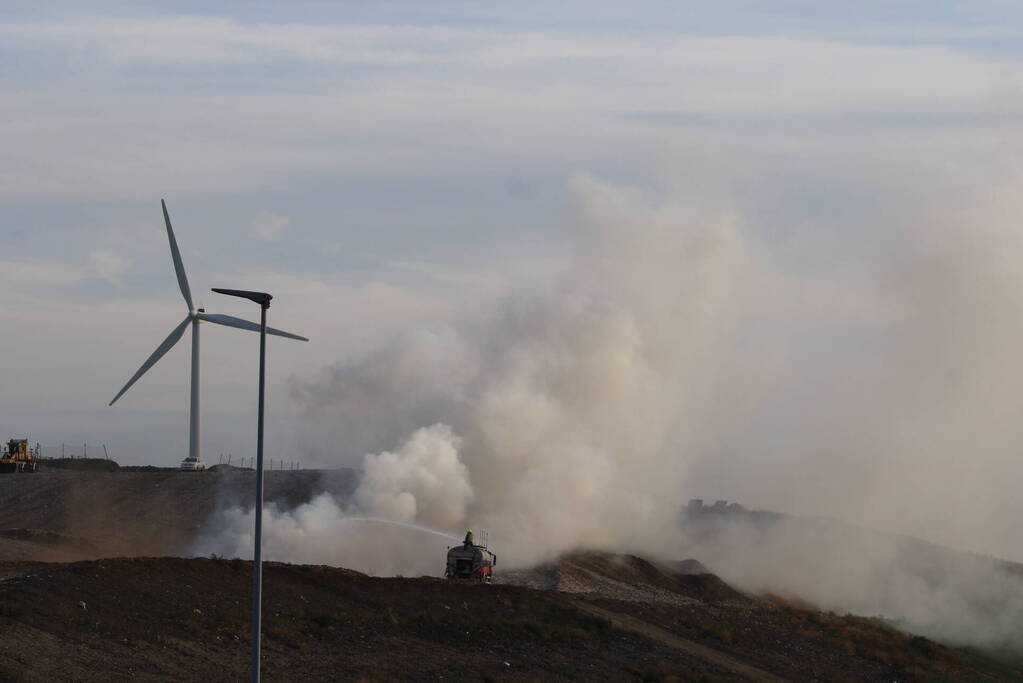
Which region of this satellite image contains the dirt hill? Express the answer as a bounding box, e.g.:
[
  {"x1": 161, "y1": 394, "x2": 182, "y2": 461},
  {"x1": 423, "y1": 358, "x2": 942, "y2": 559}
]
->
[
  {"x1": 0, "y1": 469, "x2": 355, "y2": 558},
  {"x1": 0, "y1": 553, "x2": 1016, "y2": 682},
  {"x1": 499, "y1": 551, "x2": 748, "y2": 605},
  {"x1": 0, "y1": 473, "x2": 1020, "y2": 680}
]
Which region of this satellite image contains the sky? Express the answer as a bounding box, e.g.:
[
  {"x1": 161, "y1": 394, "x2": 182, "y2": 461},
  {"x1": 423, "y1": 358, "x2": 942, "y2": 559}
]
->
[{"x1": 4, "y1": 2, "x2": 1023, "y2": 559}]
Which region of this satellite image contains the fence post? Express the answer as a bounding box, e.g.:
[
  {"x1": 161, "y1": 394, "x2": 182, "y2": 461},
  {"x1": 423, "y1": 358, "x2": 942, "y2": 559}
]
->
[
  {"x1": 103, "y1": 444, "x2": 109, "y2": 460},
  {"x1": 62, "y1": 443, "x2": 65, "y2": 458}
]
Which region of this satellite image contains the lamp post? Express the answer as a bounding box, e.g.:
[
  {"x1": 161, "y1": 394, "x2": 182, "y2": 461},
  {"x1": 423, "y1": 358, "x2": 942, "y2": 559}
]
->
[{"x1": 211, "y1": 287, "x2": 272, "y2": 683}]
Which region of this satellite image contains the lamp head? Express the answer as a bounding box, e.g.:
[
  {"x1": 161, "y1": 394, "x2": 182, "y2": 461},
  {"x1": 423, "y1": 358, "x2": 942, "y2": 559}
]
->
[{"x1": 211, "y1": 288, "x2": 273, "y2": 307}]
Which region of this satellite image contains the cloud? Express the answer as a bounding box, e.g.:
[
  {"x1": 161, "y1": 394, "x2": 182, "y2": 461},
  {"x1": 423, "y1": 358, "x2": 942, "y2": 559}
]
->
[
  {"x1": 0, "y1": 253, "x2": 131, "y2": 293},
  {"x1": 1, "y1": 16, "x2": 1016, "y2": 201},
  {"x1": 249, "y1": 210, "x2": 289, "y2": 241},
  {"x1": 87, "y1": 250, "x2": 130, "y2": 286},
  {"x1": 319, "y1": 241, "x2": 346, "y2": 254},
  {"x1": 384, "y1": 258, "x2": 507, "y2": 293}
]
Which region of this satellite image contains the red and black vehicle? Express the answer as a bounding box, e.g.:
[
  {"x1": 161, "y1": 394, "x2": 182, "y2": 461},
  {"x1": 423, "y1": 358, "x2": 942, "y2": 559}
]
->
[{"x1": 445, "y1": 530, "x2": 496, "y2": 582}]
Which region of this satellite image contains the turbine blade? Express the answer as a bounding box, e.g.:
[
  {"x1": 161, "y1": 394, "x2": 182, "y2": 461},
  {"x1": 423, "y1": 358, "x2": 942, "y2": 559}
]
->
[
  {"x1": 195, "y1": 312, "x2": 309, "y2": 341},
  {"x1": 162, "y1": 199, "x2": 194, "y2": 312},
  {"x1": 109, "y1": 315, "x2": 192, "y2": 406}
]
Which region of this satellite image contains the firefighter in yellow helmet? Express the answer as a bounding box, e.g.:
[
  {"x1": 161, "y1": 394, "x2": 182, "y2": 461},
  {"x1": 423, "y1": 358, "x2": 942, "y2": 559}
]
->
[{"x1": 464, "y1": 529, "x2": 474, "y2": 546}]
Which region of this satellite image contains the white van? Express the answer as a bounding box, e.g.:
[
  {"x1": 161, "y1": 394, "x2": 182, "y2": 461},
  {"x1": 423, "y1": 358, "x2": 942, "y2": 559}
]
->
[{"x1": 180, "y1": 457, "x2": 206, "y2": 471}]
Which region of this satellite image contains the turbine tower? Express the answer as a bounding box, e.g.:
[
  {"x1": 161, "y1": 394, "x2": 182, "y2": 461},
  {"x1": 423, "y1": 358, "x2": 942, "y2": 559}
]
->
[{"x1": 110, "y1": 200, "x2": 308, "y2": 464}]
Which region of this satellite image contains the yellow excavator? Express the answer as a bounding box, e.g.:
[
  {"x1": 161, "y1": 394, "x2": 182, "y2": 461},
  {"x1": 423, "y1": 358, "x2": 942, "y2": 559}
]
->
[{"x1": 1, "y1": 439, "x2": 38, "y2": 473}]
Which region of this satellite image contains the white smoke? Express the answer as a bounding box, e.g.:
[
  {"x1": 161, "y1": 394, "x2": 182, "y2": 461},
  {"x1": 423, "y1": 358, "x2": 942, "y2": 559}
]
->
[
  {"x1": 196, "y1": 167, "x2": 1023, "y2": 651},
  {"x1": 289, "y1": 172, "x2": 746, "y2": 567},
  {"x1": 680, "y1": 511, "x2": 1023, "y2": 652},
  {"x1": 197, "y1": 171, "x2": 744, "y2": 570},
  {"x1": 191, "y1": 492, "x2": 459, "y2": 576},
  {"x1": 354, "y1": 423, "x2": 472, "y2": 528}
]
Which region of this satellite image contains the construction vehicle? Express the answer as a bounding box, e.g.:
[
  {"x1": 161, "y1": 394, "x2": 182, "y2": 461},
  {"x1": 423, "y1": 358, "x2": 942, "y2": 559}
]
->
[
  {"x1": 446, "y1": 529, "x2": 496, "y2": 582},
  {"x1": 1, "y1": 439, "x2": 39, "y2": 473}
]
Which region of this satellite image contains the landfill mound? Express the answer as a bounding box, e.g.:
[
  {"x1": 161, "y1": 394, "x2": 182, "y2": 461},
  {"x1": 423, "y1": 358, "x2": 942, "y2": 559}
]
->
[
  {"x1": 0, "y1": 555, "x2": 1016, "y2": 682},
  {"x1": 0, "y1": 469, "x2": 356, "y2": 560},
  {"x1": 498, "y1": 551, "x2": 749, "y2": 606},
  {"x1": 38, "y1": 458, "x2": 120, "y2": 472},
  {"x1": 0, "y1": 474, "x2": 1020, "y2": 680}
]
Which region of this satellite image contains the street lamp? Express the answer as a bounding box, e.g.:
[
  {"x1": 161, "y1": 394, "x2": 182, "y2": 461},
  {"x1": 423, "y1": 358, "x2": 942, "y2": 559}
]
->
[{"x1": 211, "y1": 287, "x2": 273, "y2": 683}]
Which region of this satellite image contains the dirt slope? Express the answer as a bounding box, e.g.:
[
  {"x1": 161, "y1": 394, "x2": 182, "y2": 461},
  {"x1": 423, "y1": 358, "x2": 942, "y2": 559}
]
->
[
  {"x1": 0, "y1": 475, "x2": 1020, "y2": 680},
  {"x1": 0, "y1": 557, "x2": 740, "y2": 682},
  {"x1": 499, "y1": 551, "x2": 748, "y2": 605},
  {"x1": 499, "y1": 551, "x2": 1023, "y2": 681},
  {"x1": 0, "y1": 469, "x2": 355, "y2": 558},
  {"x1": 0, "y1": 554, "x2": 1016, "y2": 682}
]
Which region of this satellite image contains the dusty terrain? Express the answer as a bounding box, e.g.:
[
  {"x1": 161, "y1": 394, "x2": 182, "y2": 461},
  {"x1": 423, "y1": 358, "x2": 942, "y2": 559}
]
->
[
  {"x1": 0, "y1": 469, "x2": 1020, "y2": 681},
  {"x1": 1, "y1": 554, "x2": 1019, "y2": 682},
  {"x1": 0, "y1": 467, "x2": 356, "y2": 558}
]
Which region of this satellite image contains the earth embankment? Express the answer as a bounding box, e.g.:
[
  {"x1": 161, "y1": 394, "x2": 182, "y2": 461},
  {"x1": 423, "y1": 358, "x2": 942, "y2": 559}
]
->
[
  {"x1": 0, "y1": 554, "x2": 1016, "y2": 682},
  {"x1": 0, "y1": 469, "x2": 355, "y2": 559}
]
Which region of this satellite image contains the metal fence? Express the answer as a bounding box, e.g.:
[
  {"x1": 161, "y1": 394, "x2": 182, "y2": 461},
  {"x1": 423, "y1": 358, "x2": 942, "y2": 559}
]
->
[
  {"x1": 10, "y1": 444, "x2": 303, "y2": 470},
  {"x1": 31, "y1": 444, "x2": 111, "y2": 459},
  {"x1": 216, "y1": 454, "x2": 301, "y2": 470}
]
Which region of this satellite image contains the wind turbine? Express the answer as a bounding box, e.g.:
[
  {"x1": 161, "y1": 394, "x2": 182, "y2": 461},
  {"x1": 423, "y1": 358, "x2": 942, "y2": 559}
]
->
[{"x1": 109, "y1": 200, "x2": 308, "y2": 464}]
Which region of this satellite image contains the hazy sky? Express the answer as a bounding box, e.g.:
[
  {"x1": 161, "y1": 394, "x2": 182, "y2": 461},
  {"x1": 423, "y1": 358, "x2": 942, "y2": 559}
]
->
[{"x1": 4, "y1": 2, "x2": 1023, "y2": 557}]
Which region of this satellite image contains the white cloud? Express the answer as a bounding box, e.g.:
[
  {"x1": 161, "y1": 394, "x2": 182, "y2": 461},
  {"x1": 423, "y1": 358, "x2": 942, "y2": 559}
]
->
[
  {"x1": 319, "y1": 241, "x2": 346, "y2": 254},
  {"x1": 0, "y1": 253, "x2": 131, "y2": 293},
  {"x1": 87, "y1": 250, "x2": 130, "y2": 286},
  {"x1": 249, "y1": 210, "x2": 289, "y2": 241},
  {"x1": 384, "y1": 258, "x2": 507, "y2": 294},
  {"x1": 0, "y1": 17, "x2": 1015, "y2": 202},
  {"x1": 0, "y1": 18, "x2": 480, "y2": 66}
]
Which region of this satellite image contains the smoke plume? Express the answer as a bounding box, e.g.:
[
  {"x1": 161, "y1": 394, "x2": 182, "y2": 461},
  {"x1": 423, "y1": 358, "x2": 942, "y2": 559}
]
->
[
  {"x1": 354, "y1": 423, "x2": 472, "y2": 528},
  {"x1": 288, "y1": 173, "x2": 746, "y2": 566},
  {"x1": 197, "y1": 168, "x2": 1023, "y2": 651}
]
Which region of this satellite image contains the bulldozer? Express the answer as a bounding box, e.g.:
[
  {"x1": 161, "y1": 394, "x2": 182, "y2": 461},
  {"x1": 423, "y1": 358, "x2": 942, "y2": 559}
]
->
[{"x1": 1, "y1": 439, "x2": 38, "y2": 473}]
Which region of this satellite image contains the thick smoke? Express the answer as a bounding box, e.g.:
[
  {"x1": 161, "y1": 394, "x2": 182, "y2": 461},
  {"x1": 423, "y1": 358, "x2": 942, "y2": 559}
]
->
[
  {"x1": 198, "y1": 172, "x2": 743, "y2": 568},
  {"x1": 680, "y1": 509, "x2": 1023, "y2": 652},
  {"x1": 191, "y1": 492, "x2": 460, "y2": 576},
  {"x1": 197, "y1": 169, "x2": 1023, "y2": 650},
  {"x1": 354, "y1": 424, "x2": 472, "y2": 528},
  {"x1": 288, "y1": 173, "x2": 746, "y2": 567}
]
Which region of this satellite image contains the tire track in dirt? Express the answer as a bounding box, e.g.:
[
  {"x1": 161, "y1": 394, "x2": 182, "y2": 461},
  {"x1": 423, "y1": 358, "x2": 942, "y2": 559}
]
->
[{"x1": 572, "y1": 599, "x2": 790, "y2": 682}]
